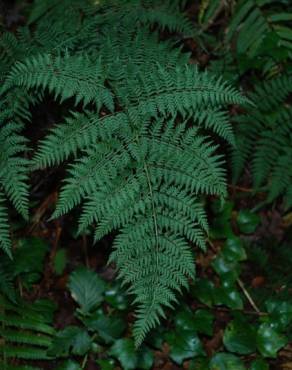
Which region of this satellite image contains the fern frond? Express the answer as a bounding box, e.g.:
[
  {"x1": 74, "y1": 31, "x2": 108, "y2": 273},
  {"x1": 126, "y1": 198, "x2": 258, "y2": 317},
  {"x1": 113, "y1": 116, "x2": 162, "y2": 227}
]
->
[
  {"x1": 4, "y1": 53, "x2": 113, "y2": 110},
  {"x1": 0, "y1": 194, "x2": 11, "y2": 257},
  {"x1": 0, "y1": 329, "x2": 52, "y2": 347},
  {"x1": 232, "y1": 75, "x2": 292, "y2": 207},
  {"x1": 227, "y1": 0, "x2": 292, "y2": 73},
  {"x1": 2, "y1": 345, "x2": 51, "y2": 360}
]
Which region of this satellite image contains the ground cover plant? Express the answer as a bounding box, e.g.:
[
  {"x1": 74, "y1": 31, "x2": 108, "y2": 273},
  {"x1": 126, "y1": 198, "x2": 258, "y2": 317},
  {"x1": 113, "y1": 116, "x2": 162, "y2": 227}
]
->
[{"x1": 0, "y1": 0, "x2": 292, "y2": 369}]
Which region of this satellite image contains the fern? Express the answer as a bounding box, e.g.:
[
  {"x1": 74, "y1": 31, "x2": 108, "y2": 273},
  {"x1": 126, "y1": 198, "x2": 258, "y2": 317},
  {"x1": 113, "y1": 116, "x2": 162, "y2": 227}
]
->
[
  {"x1": 227, "y1": 0, "x2": 292, "y2": 74},
  {"x1": 0, "y1": 296, "x2": 55, "y2": 366},
  {"x1": 1, "y1": 0, "x2": 247, "y2": 345},
  {"x1": 232, "y1": 74, "x2": 292, "y2": 208},
  {"x1": 0, "y1": 89, "x2": 36, "y2": 255},
  {"x1": 13, "y1": 59, "x2": 248, "y2": 345}
]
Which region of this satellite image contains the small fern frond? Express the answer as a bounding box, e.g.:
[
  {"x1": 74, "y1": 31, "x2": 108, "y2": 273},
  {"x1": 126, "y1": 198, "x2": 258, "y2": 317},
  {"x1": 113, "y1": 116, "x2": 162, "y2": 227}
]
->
[
  {"x1": 4, "y1": 53, "x2": 114, "y2": 110},
  {"x1": 0, "y1": 194, "x2": 11, "y2": 257},
  {"x1": 232, "y1": 75, "x2": 292, "y2": 207}
]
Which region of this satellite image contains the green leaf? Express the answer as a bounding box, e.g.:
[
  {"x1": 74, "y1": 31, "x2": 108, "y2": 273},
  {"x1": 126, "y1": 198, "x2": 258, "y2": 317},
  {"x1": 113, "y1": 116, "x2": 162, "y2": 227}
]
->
[
  {"x1": 189, "y1": 357, "x2": 209, "y2": 370},
  {"x1": 48, "y1": 326, "x2": 92, "y2": 357},
  {"x1": 222, "y1": 237, "x2": 247, "y2": 262},
  {"x1": 209, "y1": 353, "x2": 246, "y2": 370},
  {"x1": 104, "y1": 344, "x2": 153, "y2": 370},
  {"x1": 96, "y1": 358, "x2": 116, "y2": 370},
  {"x1": 212, "y1": 255, "x2": 240, "y2": 280},
  {"x1": 12, "y1": 238, "x2": 48, "y2": 287},
  {"x1": 256, "y1": 323, "x2": 287, "y2": 358},
  {"x1": 145, "y1": 327, "x2": 165, "y2": 349},
  {"x1": 175, "y1": 307, "x2": 214, "y2": 336},
  {"x1": 223, "y1": 319, "x2": 257, "y2": 354},
  {"x1": 191, "y1": 279, "x2": 215, "y2": 306},
  {"x1": 56, "y1": 360, "x2": 82, "y2": 370},
  {"x1": 265, "y1": 299, "x2": 292, "y2": 331},
  {"x1": 83, "y1": 310, "x2": 126, "y2": 343},
  {"x1": 237, "y1": 210, "x2": 260, "y2": 234},
  {"x1": 136, "y1": 346, "x2": 154, "y2": 370},
  {"x1": 104, "y1": 283, "x2": 129, "y2": 310},
  {"x1": 214, "y1": 287, "x2": 243, "y2": 310},
  {"x1": 166, "y1": 330, "x2": 205, "y2": 365},
  {"x1": 210, "y1": 201, "x2": 234, "y2": 239},
  {"x1": 68, "y1": 267, "x2": 106, "y2": 314},
  {"x1": 211, "y1": 200, "x2": 234, "y2": 217},
  {"x1": 250, "y1": 358, "x2": 269, "y2": 370},
  {"x1": 53, "y1": 248, "x2": 67, "y2": 276}
]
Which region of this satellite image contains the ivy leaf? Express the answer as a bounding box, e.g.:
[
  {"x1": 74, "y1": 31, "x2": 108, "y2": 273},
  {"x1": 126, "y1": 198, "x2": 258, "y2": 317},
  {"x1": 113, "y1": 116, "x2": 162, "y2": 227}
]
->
[
  {"x1": 68, "y1": 267, "x2": 106, "y2": 315},
  {"x1": 175, "y1": 307, "x2": 214, "y2": 336},
  {"x1": 57, "y1": 360, "x2": 82, "y2": 370},
  {"x1": 83, "y1": 310, "x2": 126, "y2": 343},
  {"x1": 237, "y1": 210, "x2": 260, "y2": 234},
  {"x1": 256, "y1": 323, "x2": 287, "y2": 358},
  {"x1": 250, "y1": 358, "x2": 269, "y2": 370},
  {"x1": 189, "y1": 357, "x2": 209, "y2": 370},
  {"x1": 145, "y1": 327, "x2": 165, "y2": 349},
  {"x1": 209, "y1": 353, "x2": 246, "y2": 370},
  {"x1": 166, "y1": 330, "x2": 205, "y2": 365},
  {"x1": 110, "y1": 338, "x2": 153, "y2": 370},
  {"x1": 96, "y1": 358, "x2": 116, "y2": 370},
  {"x1": 210, "y1": 201, "x2": 234, "y2": 239},
  {"x1": 136, "y1": 346, "x2": 154, "y2": 370},
  {"x1": 223, "y1": 319, "x2": 257, "y2": 354},
  {"x1": 191, "y1": 279, "x2": 215, "y2": 306},
  {"x1": 222, "y1": 237, "x2": 247, "y2": 262},
  {"x1": 104, "y1": 282, "x2": 129, "y2": 310},
  {"x1": 214, "y1": 286, "x2": 243, "y2": 310},
  {"x1": 48, "y1": 326, "x2": 92, "y2": 357},
  {"x1": 212, "y1": 256, "x2": 240, "y2": 282},
  {"x1": 265, "y1": 299, "x2": 292, "y2": 331}
]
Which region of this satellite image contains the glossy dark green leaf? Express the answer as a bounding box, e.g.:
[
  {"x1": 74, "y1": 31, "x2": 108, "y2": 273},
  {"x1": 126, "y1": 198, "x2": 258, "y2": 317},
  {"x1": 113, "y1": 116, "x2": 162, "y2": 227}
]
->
[
  {"x1": 191, "y1": 279, "x2": 215, "y2": 306},
  {"x1": 83, "y1": 310, "x2": 126, "y2": 343},
  {"x1": 175, "y1": 307, "x2": 214, "y2": 336},
  {"x1": 265, "y1": 299, "x2": 292, "y2": 331},
  {"x1": 214, "y1": 286, "x2": 243, "y2": 310},
  {"x1": 110, "y1": 339, "x2": 153, "y2": 370},
  {"x1": 237, "y1": 210, "x2": 260, "y2": 234},
  {"x1": 57, "y1": 360, "x2": 82, "y2": 370},
  {"x1": 250, "y1": 358, "x2": 269, "y2": 370},
  {"x1": 256, "y1": 323, "x2": 287, "y2": 358},
  {"x1": 145, "y1": 327, "x2": 165, "y2": 349},
  {"x1": 209, "y1": 353, "x2": 246, "y2": 370},
  {"x1": 109, "y1": 338, "x2": 136, "y2": 370},
  {"x1": 104, "y1": 283, "x2": 129, "y2": 310},
  {"x1": 222, "y1": 237, "x2": 247, "y2": 262},
  {"x1": 212, "y1": 256, "x2": 240, "y2": 282},
  {"x1": 96, "y1": 358, "x2": 116, "y2": 370},
  {"x1": 210, "y1": 201, "x2": 234, "y2": 238},
  {"x1": 48, "y1": 326, "x2": 92, "y2": 357},
  {"x1": 136, "y1": 346, "x2": 154, "y2": 370},
  {"x1": 166, "y1": 330, "x2": 205, "y2": 365},
  {"x1": 189, "y1": 357, "x2": 209, "y2": 370},
  {"x1": 68, "y1": 267, "x2": 106, "y2": 314},
  {"x1": 223, "y1": 319, "x2": 257, "y2": 354}
]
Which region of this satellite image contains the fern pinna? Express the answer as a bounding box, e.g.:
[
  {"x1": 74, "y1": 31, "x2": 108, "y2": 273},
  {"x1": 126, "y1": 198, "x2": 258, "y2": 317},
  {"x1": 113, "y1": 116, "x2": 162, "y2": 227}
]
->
[
  {"x1": 232, "y1": 74, "x2": 292, "y2": 208},
  {"x1": 2, "y1": 0, "x2": 247, "y2": 345}
]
